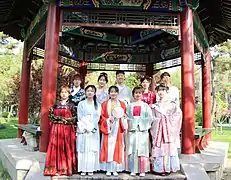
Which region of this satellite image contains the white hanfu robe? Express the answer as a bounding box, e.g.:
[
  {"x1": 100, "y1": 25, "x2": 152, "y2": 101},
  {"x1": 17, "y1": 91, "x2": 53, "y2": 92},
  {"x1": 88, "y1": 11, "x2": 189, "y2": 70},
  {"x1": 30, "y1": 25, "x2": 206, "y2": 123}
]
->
[
  {"x1": 150, "y1": 101, "x2": 182, "y2": 173},
  {"x1": 126, "y1": 101, "x2": 152, "y2": 173},
  {"x1": 77, "y1": 100, "x2": 101, "y2": 172}
]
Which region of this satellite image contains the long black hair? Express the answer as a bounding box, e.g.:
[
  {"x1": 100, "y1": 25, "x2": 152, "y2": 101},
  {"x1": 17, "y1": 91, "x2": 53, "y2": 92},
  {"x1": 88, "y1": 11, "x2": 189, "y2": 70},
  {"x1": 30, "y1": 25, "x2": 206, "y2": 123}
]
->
[
  {"x1": 98, "y1": 72, "x2": 108, "y2": 83},
  {"x1": 155, "y1": 83, "x2": 169, "y2": 92},
  {"x1": 108, "y1": 86, "x2": 119, "y2": 99},
  {"x1": 85, "y1": 85, "x2": 98, "y2": 109}
]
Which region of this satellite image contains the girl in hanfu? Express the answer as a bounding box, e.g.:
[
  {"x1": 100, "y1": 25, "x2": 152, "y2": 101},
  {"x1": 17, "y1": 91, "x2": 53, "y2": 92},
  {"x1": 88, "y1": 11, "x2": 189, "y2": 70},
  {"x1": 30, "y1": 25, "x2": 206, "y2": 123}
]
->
[
  {"x1": 140, "y1": 76, "x2": 156, "y2": 106},
  {"x1": 99, "y1": 86, "x2": 128, "y2": 176},
  {"x1": 69, "y1": 74, "x2": 85, "y2": 106},
  {"x1": 150, "y1": 83, "x2": 182, "y2": 175},
  {"x1": 44, "y1": 86, "x2": 77, "y2": 176},
  {"x1": 96, "y1": 72, "x2": 109, "y2": 104},
  {"x1": 76, "y1": 85, "x2": 101, "y2": 176},
  {"x1": 126, "y1": 86, "x2": 152, "y2": 177}
]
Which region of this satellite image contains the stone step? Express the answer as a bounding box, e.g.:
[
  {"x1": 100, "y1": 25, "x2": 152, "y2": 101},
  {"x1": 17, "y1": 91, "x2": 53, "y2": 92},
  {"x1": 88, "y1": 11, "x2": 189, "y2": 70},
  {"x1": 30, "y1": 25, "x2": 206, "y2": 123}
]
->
[{"x1": 52, "y1": 171, "x2": 186, "y2": 180}]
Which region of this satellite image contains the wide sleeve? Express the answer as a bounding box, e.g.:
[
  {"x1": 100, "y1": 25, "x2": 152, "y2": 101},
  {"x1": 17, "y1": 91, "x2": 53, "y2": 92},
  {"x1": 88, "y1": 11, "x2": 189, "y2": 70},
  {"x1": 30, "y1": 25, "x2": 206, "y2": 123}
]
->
[
  {"x1": 119, "y1": 101, "x2": 128, "y2": 132},
  {"x1": 93, "y1": 104, "x2": 101, "y2": 130},
  {"x1": 165, "y1": 102, "x2": 182, "y2": 142},
  {"x1": 126, "y1": 103, "x2": 134, "y2": 131},
  {"x1": 77, "y1": 101, "x2": 86, "y2": 133},
  {"x1": 99, "y1": 102, "x2": 111, "y2": 135},
  {"x1": 145, "y1": 103, "x2": 153, "y2": 128}
]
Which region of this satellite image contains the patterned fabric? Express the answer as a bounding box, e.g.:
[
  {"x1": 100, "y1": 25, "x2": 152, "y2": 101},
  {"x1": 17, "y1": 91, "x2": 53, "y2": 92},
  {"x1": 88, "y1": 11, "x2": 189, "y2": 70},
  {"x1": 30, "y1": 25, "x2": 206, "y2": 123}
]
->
[
  {"x1": 151, "y1": 155, "x2": 180, "y2": 173},
  {"x1": 44, "y1": 101, "x2": 77, "y2": 176},
  {"x1": 150, "y1": 101, "x2": 182, "y2": 173},
  {"x1": 142, "y1": 91, "x2": 156, "y2": 105},
  {"x1": 69, "y1": 87, "x2": 85, "y2": 106},
  {"x1": 96, "y1": 88, "x2": 109, "y2": 104}
]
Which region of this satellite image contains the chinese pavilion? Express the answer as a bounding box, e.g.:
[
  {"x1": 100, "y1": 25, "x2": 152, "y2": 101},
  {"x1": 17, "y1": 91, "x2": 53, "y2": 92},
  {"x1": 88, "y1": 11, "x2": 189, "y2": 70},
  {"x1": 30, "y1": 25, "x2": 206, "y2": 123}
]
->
[{"x1": 0, "y1": 0, "x2": 231, "y2": 155}]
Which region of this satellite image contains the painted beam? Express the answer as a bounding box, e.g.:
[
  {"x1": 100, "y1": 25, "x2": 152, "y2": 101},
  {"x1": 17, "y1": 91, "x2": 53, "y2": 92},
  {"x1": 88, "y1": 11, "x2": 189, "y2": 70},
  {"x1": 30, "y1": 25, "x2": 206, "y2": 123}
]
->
[
  {"x1": 193, "y1": 12, "x2": 209, "y2": 54},
  {"x1": 131, "y1": 30, "x2": 163, "y2": 45},
  {"x1": 58, "y1": 0, "x2": 182, "y2": 12},
  {"x1": 131, "y1": 28, "x2": 179, "y2": 45},
  {"x1": 63, "y1": 22, "x2": 179, "y2": 30},
  {"x1": 62, "y1": 26, "x2": 122, "y2": 43},
  {"x1": 24, "y1": 3, "x2": 48, "y2": 40}
]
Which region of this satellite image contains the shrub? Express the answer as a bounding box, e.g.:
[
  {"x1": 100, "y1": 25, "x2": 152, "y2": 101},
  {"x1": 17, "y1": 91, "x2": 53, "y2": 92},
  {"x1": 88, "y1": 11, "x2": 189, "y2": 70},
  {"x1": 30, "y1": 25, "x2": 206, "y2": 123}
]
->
[
  {"x1": 1, "y1": 112, "x2": 13, "y2": 118},
  {"x1": 196, "y1": 105, "x2": 202, "y2": 126}
]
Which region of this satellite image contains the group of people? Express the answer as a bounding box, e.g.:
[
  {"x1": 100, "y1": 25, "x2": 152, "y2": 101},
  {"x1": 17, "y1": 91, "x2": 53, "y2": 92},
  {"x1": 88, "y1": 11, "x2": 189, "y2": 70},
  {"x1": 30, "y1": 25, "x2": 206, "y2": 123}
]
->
[{"x1": 43, "y1": 70, "x2": 182, "y2": 177}]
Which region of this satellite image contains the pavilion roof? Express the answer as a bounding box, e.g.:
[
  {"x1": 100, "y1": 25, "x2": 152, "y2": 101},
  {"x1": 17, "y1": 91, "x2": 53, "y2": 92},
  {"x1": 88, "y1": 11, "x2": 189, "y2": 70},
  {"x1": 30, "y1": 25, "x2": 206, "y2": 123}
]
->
[{"x1": 0, "y1": 0, "x2": 230, "y2": 46}]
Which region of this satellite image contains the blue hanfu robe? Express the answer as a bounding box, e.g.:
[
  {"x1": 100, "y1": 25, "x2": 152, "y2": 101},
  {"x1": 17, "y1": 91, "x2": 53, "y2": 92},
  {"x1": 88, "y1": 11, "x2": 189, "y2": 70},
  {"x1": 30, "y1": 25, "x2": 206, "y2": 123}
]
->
[{"x1": 76, "y1": 99, "x2": 101, "y2": 172}]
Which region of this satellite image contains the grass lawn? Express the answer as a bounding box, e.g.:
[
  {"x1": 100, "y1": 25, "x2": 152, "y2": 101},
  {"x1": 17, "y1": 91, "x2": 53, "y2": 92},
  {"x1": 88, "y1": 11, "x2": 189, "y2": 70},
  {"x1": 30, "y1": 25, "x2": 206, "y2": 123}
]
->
[
  {"x1": 0, "y1": 118, "x2": 16, "y2": 179},
  {"x1": 0, "y1": 118, "x2": 17, "y2": 139},
  {"x1": 212, "y1": 127, "x2": 231, "y2": 159}
]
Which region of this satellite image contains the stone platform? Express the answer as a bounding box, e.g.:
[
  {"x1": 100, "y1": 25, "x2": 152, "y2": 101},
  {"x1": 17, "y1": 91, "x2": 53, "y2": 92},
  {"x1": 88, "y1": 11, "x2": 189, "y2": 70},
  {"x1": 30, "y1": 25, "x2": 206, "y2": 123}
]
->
[
  {"x1": 0, "y1": 138, "x2": 229, "y2": 180},
  {"x1": 52, "y1": 172, "x2": 185, "y2": 180}
]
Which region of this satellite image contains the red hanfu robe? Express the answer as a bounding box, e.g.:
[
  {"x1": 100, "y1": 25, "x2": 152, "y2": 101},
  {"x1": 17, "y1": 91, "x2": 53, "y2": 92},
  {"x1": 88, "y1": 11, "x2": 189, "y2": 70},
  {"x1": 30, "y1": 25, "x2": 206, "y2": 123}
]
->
[
  {"x1": 99, "y1": 99, "x2": 127, "y2": 164},
  {"x1": 44, "y1": 101, "x2": 77, "y2": 176}
]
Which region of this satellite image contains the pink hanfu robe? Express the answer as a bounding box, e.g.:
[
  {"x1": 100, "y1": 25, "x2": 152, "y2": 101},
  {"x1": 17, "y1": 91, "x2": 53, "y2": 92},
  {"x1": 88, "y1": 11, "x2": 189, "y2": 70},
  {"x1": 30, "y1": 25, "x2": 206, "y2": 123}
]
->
[
  {"x1": 150, "y1": 101, "x2": 182, "y2": 173},
  {"x1": 99, "y1": 99, "x2": 128, "y2": 172},
  {"x1": 126, "y1": 101, "x2": 152, "y2": 174}
]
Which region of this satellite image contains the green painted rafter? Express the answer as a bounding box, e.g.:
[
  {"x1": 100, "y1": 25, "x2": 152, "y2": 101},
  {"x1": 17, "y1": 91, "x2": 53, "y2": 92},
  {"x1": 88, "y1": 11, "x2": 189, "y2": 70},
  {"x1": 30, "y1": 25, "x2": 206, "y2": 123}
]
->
[{"x1": 193, "y1": 12, "x2": 209, "y2": 51}]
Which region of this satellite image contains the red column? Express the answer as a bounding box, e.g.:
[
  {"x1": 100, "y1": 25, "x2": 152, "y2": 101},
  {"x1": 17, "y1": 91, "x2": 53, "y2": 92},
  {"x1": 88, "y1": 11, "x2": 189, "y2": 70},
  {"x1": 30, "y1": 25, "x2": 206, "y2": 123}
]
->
[
  {"x1": 202, "y1": 49, "x2": 211, "y2": 139},
  {"x1": 39, "y1": 3, "x2": 61, "y2": 152},
  {"x1": 180, "y1": 6, "x2": 196, "y2": 154},
  {"x1": 18, "y1": 42, "x2": 31, "y2": 137}
]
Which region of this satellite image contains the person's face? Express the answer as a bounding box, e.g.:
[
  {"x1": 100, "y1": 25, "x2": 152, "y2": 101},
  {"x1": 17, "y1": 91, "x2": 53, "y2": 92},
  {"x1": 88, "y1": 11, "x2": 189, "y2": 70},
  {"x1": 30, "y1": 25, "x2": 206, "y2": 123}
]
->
[
  {"x1": 86, "y1": 87, "x2": 95, "y2": 98},
  {"x1": 73, "y1": 78, "x2": 82, "y2": 87},
  {"x1": 109, "y1": 88, "x2": 118, "y2": 99},
  {"x1": 116, "y1": 73, "x2": 125, "y2": 84},
  {"x1": 60, "y1": 89, "x2": 69, "y2": 100},
  {"x1": 98, "y1": 76, "x2": 107, "y2": 88},
  {"x1": 158, "y1": 88, "x2": 166, "y2": 99},
  {"x1": 141, "y1": 79, "x2": 150, "y2": 89},
  {"x1": 134, "y1": 90, "x2": 143, "y2": 101},
  {"x1": 161, "y1": 75, "x2": 170, "y2": 84}
]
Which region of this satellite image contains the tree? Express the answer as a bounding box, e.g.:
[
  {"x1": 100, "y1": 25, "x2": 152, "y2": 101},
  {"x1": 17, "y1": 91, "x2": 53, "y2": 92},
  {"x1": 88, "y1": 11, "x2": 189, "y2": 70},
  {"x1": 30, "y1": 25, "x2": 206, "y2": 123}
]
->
[
  {"x1": 0, "y1": 32, "x2": 22, "y2": 113},
  {"x1": 210, "y1": 40, "x2": 231, "y2": 128}
]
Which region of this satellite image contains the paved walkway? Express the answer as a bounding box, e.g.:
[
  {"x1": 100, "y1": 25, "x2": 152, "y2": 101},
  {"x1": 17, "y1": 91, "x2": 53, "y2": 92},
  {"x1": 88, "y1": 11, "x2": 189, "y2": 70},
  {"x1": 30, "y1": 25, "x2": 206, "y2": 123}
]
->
[{"x1": 222, "y1": 159, "x2": 231, "y2": 180}]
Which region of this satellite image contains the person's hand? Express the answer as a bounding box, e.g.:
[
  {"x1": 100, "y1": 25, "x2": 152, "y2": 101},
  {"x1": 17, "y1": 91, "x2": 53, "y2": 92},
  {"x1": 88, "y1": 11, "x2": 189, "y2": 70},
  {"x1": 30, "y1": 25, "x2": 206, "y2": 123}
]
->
[{"x1": 110, "y1": 116, "x2": 115, "y2": 123}]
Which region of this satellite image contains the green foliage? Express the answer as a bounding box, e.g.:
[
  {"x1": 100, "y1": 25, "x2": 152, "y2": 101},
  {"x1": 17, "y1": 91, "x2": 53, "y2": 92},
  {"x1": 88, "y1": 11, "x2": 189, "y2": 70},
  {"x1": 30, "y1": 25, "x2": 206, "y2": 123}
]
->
[
  {"x1": 170, "y1": 67, "x2": 181, "y2": 91},
  {"x1": 196, "y1": 105, "x2": 202, "y2": 126},
  {"x1": 0, "y1": 160, "x2": 11, "y2": 180},
  {"x1": 0, "y1": 118, "x2": 17, "y2": 139},
  {"x1": 1, "y1": 112, "x2": 13, "y2": 118},
  {"x1": 125, "y1": 73, "x2": 140, "y2": 90},
  {"x1": 216, "y1": 93, "x2": 229, "y2": 121},
  {"x1": 86, "y1": 71, "x2": 116, "y2": 88}
]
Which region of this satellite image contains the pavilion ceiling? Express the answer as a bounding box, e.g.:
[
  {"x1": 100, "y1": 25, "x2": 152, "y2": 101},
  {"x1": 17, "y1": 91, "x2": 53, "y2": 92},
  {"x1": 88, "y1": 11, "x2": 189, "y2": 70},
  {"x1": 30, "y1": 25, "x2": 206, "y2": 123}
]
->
[{"x1": 0, "y1": 0, "x2": 230, "y2": 46}]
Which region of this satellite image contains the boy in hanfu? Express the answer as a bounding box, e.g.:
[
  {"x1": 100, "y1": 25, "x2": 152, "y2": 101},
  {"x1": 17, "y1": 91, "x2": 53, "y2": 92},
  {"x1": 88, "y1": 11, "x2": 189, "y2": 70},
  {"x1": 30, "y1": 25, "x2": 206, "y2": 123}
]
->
[
  {"x1": 69, "y1": 74, "x2": 85, "y2": 106},
  {"x1": 126, "y1": 86, "x2": 152, "y2": 177},
  {"x1": 150, "y1": 83, "x2": 182, "y2": 176}
]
